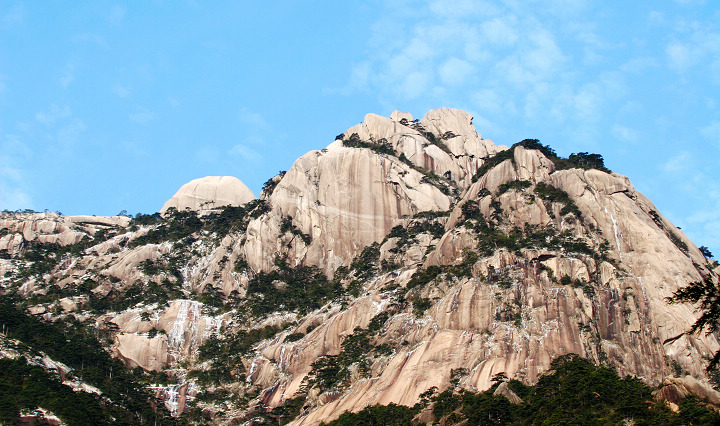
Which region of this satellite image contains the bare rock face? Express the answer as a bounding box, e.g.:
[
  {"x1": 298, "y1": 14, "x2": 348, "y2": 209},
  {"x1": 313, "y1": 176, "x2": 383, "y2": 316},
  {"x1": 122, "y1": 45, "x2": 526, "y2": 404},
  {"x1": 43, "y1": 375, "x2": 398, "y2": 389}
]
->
[
  {"x1": 160, "y1": 176, "x2": 256, "y2": 215},
  {"x1": 493, "y1": 382, "x2": 522, "y2": 404},
  {"x1": 243, "y1": 108, "x2": 506, "y2": 276},
  {"x1": 110, "y1": 300, "x2": 228, "y2": 371},
  {"x1": 253, "y1": 141, "x2": 719, "y2": 425},
  {"x1": 0, "y1": 212, "x2": 130, "y2": 257},
  {"x1": 243, "y1": 143, "x2": 452, "y2": 276},
  {"x1": 343, "y1": 108, "x2": 505, "y2": 191},
  {"x1": 3, "y1": 108, "x2": 720, "y2": 425}
]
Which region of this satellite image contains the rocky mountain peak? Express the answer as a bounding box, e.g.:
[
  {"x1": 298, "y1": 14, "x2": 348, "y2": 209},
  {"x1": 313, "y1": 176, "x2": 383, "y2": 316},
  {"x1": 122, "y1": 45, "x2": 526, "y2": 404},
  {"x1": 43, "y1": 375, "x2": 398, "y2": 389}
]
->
[
  {"x1": 160, "y1": 175, "x2": 256, "y2": 215},
  {"x1": 1, "y1": 109, "x2": 718, "y2": 425}
]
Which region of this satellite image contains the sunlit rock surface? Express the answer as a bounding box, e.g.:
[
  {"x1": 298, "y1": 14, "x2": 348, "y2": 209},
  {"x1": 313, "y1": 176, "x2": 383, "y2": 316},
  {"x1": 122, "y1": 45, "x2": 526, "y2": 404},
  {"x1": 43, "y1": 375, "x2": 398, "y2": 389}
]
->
[
  {"x1": 160, "y1": 175, "x2": 256, "y2": 215},
  {"x1": 1, "y1": 108, "x2": 718, "y2": 424}
]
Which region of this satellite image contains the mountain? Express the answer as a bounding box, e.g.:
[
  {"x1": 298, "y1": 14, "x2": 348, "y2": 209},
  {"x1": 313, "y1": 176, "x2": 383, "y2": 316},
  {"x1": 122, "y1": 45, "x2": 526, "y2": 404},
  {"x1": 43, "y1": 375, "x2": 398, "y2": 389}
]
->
[{"x1": 1, "y1": 108, "x2": 719, "y2": 424}]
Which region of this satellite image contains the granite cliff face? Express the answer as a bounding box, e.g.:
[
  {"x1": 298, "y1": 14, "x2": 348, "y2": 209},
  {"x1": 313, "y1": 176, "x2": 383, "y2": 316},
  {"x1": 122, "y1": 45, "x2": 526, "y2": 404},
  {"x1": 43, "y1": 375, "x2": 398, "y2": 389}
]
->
[
  {"x1": 160, "y1": 175, "x2": 256, "y2": 215},
  {"x1": 1, "y1": 108, "x2": 718, "y2": 424}
]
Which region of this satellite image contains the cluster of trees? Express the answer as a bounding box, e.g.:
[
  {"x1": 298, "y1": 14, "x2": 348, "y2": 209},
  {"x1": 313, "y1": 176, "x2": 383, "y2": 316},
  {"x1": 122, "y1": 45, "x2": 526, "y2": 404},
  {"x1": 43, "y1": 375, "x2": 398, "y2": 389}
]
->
[
  {"x1": 245, "y1": 256, "x2": 339, "y2": 316},
  {"x1": 0, "y1": 358, "x2": 111, "y2": 425},
  {"x1": 130, "y1": 201, "x2": 270, "y2": 248},
  {"x1": 342, "y1": 133, "x2": 395, "y2": 156},
  {"x1": 472, "y1": 139, "x2": 611, "y2": 183},
  {"x1": 328, "y1": 355, "x2": 720, "y2": 425},
  {"x1": 309, "y1": 313, "x2": 391, "y2": 391},
  {"x1": 0, "y1": 295, "x2": 170, "y2": 424}
]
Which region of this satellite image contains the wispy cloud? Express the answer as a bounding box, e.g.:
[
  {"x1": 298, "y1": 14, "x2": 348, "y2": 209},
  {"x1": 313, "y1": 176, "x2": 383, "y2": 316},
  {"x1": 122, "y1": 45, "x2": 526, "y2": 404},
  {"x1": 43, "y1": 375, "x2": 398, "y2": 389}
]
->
[
  {"x1": 332, "y1": 0, "x2": 605, "y2": 127},
  {"x1": 59, "y1": 63, "x2": 75, "y2": 88},
  {"x1": 0, "y1": 180, "x2": 32, "y2": 211},
  {"x1": 237, "y1": 108, "x2": 268, "y2": 131},
  {"x1": 1, "y1": 5, "x2": 24, "y2": 30},
  {"x1": 227, "y1": 108, "x2": 286, "y2": 162},
  {"x1": 56, "y1": 119, "x2": 87, "y2": 147},
  {"x1": 665, "y1": 26, "x2": 720, "y2": 74},
  {"x1": 0, "y1": 131, "x2": 33, "y2": 211},
  {"x1": 662, "y1": 151, "x2": 691, "y2": 173},
  {"x1": 611, "y1": 125, "x2": 639, "y2": 144},
  {"x1": 236, "y1": 108, "x2": 271, "y2": 146},
  {"x1": 108, "y1": 5, "x2": 126, "y2": 25},
  {"x1": 33, "y1": 104, "x2": 87, "y2": 149},
  {"x1": 129, "y1": 108, "x2": 155, "y2": 124},
  {"x1": 71, "y1": 33, "x2": 109, "y2": 49},
  {"x1": 230, "y1": 144, "x2": 262, "y2": 162},
  {"x1": 685, "y1": 184, "x2": 720, "y2": 252},
  {"x1": 701, "y1": 120, "x2": 720, "y2": 148},
  {"x1": 35, "y1": 104, "x2": 71, "y2": 125},
  {"x1": 111, "y1": 83, "x2": 131, "y2": 98},
  {"x1": 438, "y1": 57, "x2": 475, "y2": 86}
]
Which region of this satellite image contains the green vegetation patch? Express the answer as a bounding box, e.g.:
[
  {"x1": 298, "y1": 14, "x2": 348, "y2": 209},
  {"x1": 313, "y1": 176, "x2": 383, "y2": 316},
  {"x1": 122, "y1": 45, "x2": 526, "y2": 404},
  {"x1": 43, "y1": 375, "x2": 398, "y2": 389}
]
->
[
  {"x1": 0, "y1": 358, "x2": 116, "y2": 425},
  {"x1": 327, "y1": 354, "x2": 719, "y2": 425},
  {"x1": 496, "y1": 179, "x2": 532, "y2": 196},
  {"x1": 342, "y1": 133, "x2": 395, "y2": 156},
  {"x1": 472, "y1": 139, "x2": 611, "y2": 183},
  {"x1": 460, "y1": 200, "x2": 608, "y2": 262},
  {"x1": 280, "y1": 215, "x2": 311, "y2": 245},
  {"x1": 245, "y1": 256, "x2": 339, "y2": 316},
  {"x1": 533, "y1": 182, "x2": 582, "y2": 218},
  {"x1": 309, "y1": 313, "x2": 392, "y2": 392},
  {"x1": 0, "y1": 295, "x2": 168, "y2": 423},
  {"x1": 193, "y1": 323, "x2": 289, "y2": 385}
]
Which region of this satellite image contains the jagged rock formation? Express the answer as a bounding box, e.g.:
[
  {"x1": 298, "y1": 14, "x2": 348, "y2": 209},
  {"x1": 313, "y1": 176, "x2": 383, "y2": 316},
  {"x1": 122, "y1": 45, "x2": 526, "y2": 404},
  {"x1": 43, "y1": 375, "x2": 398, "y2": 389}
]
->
[
  {"x1": 0, "y1": 212, "x2": 131, "y2": 256},
  {"x1": 160, "y1": 175, "x2": 256, "y2": 215},
  {"x1": 1, "y1": 108, "x2": 719, "y2": 424},
  {"x1": 242, "y1": 108, "x2": 503, "y2": 276}
]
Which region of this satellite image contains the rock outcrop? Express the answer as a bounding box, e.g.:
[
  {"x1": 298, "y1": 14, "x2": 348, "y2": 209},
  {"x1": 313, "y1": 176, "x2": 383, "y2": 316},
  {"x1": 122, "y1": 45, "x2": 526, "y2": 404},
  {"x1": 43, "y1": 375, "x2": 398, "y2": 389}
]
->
[
  {"x1": 160, "y1": 176, "x2": 256, "y2": 215},
  {"x1": 1, "y1": 108, "x2": 718, "y2": 425},
  {"x1": 243, "y1": 145, "x2": 452, "y2": 276}
]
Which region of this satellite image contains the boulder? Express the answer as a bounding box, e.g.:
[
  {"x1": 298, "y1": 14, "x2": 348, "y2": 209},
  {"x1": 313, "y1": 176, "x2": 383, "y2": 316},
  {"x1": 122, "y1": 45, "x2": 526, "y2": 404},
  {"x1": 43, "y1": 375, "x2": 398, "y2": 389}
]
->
[{"x1": 160, "y1": 176, "x2": 255, "y2": 215}]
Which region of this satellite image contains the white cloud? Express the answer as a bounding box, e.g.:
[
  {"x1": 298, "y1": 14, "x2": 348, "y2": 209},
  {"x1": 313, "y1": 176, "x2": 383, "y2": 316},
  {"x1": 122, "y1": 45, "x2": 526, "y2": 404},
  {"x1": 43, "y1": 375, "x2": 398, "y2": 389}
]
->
[
  {"x1": 611, "y1": 125, "x2": 639, "y2": 144},
  {"x1": 385, "y1": 37, "x2": 436, "y2": 82},
  {"x1": 666, "y1": 42, "x2": 696, "y2": 72},
  {"x1": 701, "y1": 120, "x2": 720, "y2": 147},
  {"x1": 439, "y1": 57, "x2": 475, "y2": 86},
  {"x1": 666, "y1": 26, "x2": 720, "y2": 74},
  {"x1": 401, "y1": 70, "x2": 433, "y2": 99},
  {"x1": 480, "y1": 17, "x2": 518, "y2": 46},
  {"x1": 35, "y1": 104, "x2": 71, "y2": 125},
  {"x1": 522, "y1": 29, "x2": 566, "y2": 80},
  {"x1": 428, "y1": 0, "x2": 492, "y2": 18},
  {"x1": 129, "y1": 108, "x2": 155, "y2": 124},
  {"x1": 0, "y1": 131, "x2": 33, "y2": 211},
  {"x1": 0, "y1": 181, "x2": 32, "y2": 211},
  {"x1": 112, "y1": 83, "x2": 131, "y2": 98},
  {"x1": 60, "y1": 63, "x2": 75, "y2": 88},
  {"x1": 230, "y1": 144, "x2": 261, "y2": 162},
  {"x1": 235, "y1": 108, "x2": 281, "y2": 148},
  {"x1": 108, "y1": 5, "x2": 126, "y2": 25},
  {"x1": 472, "y1": 88, "x2": 503, "y2": 113},
  {"x1": 662, "y1": 151, "x2": 691, "y2": 173},
  {"x1": 57, "y1": 119, "x2": 87, "y2": 147},
  {"x1": 1, "y1": 5, "x2": 24, "y2": 29},
  {"x1": 237, "y1": 108, "x2": 268, "y2": 131},
  {"x1": 619, "y1": 57, "x2": 658, "y2": 74}
]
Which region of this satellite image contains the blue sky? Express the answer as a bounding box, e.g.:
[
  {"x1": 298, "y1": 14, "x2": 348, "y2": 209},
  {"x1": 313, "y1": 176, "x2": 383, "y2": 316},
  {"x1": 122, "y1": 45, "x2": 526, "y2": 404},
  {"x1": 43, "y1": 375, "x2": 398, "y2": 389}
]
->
[{"x1": 1, "y1": 1, "x2": 719, "y2": 255}]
